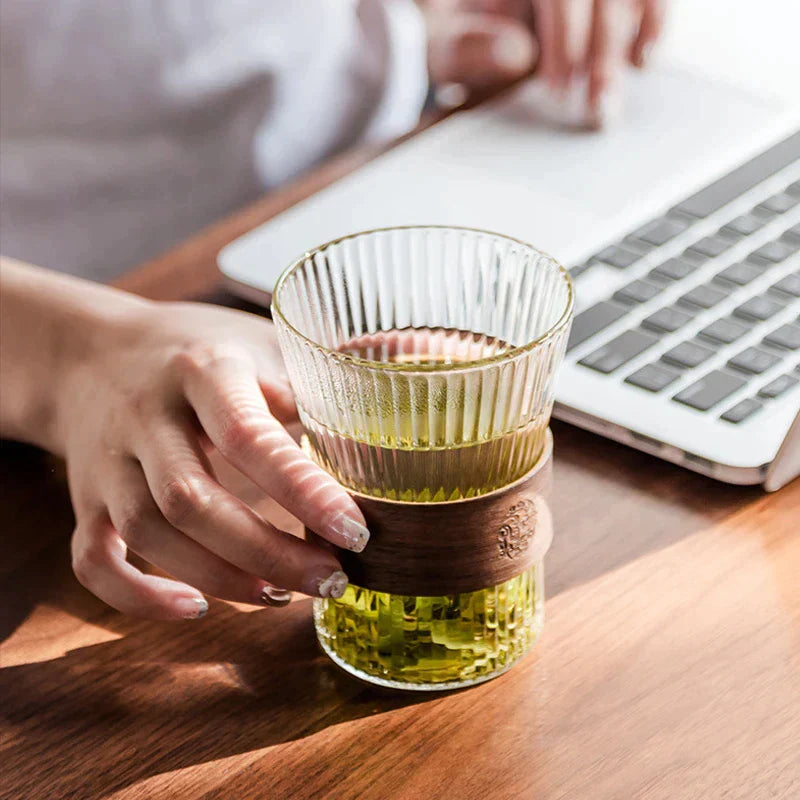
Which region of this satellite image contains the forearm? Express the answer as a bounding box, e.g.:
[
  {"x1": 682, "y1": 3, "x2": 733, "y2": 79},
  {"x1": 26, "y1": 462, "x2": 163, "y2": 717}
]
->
[{"x1": 0, "y1": 257, "x2": 148, "y2": 454}]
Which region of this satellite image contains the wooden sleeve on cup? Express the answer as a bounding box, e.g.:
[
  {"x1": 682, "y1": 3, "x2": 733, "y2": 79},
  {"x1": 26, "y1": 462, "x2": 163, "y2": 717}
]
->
[{"x1": 307, "y1": 430, "x2": 554, "y2": 597}]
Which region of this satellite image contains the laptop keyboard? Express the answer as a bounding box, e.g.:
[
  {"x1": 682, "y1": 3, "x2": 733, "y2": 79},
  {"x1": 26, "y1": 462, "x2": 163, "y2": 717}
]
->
[{"x1": 567, "y1": 130, "x2": 800, "y2": 425}]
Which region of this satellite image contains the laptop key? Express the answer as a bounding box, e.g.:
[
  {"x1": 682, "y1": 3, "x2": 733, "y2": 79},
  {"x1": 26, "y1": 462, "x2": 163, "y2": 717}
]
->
[
  {"x1": 569, "y1": 262, "x2": 592, "y2": 278},
  {"x1": 642, "y1": 305, "x2": 695, "y2": 334},
  {"x1": 785, "y1": 222, "x2": 800, "y2": 242},
  {"x1": 763, "y1": 323, "x2": 800, "y2": 350},
  {"x1": 750, "y1": 238, "x2": 799, "y2": 263},
  {"x1": 578, "y1": 329, "x2": 659, "y2": 374},
  {"x1": 673, "y1": 370, "x2": 747, "y2": 410},
  {"x1": 728, "y1": 347, "x2": 782, "y2": 374},
  {"x1": 625, "y1": 363, "x2": 681, "y2": 392},
  {"x1": 721, "y1": 398, "x2": 763, "y2": 423},
  {"x1": 567, "y1": 301, "x2": 629, "y2": 350},
  {"x1": 734, "y1": 295, "x2": 785, "y2": 321},
  {"x1": 633, "y1": 216, "x2": 689, "y2": 246},
  {"x1": 679, "y1": 283, "x2": 730, "y2": 309},
  {"x1": 753, "y1": 202, "x2": 779, "y2": 220},
  {"x1": 688, "y1": 236, "x2": 731, "y2": 258},
  {"x1": 662, "y1": 340, "x2": 716, "y2": 369},
  {"x1": 771, "y1": 273, "x2": 800, "y2": 297},
  {"x1": 722, "y1": 214, "x2": 767, "y2": 237},
  {"x1": 613, "y1": 279, "x2": 662, "y2": 305},
  {"x1": 758, "y1": 373, "x2": 799, "y2": 399},
  {"x1": 788, "y1": 180, "x2": 800, "y2": 197},
  {"x1": 714, "y1": 261, "x2": 765, "y2": 286},
  {"x1": 594, "y1": 245, "x2": 641, "y2": 269},
  {"x1": 698, "y1": 317, "x2": 751, "y2": 344},
  {"x1": 650, "y1": 258, "x2": 696, "y2": 282},
  {"x1": 672, "y1": 131, "x2": 800, "y2": 218},
  {"x1": 760, "y1": 192, "x2": 799, "y2": 213},
  {"x1": 682, "y1": 248, "x2": 710, "y2": 265}
]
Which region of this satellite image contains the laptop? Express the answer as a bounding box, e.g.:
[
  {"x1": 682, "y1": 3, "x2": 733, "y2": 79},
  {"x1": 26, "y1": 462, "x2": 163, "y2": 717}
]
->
[{"x1": 219, "y1": 68, "x2": 800, "y2": 490}]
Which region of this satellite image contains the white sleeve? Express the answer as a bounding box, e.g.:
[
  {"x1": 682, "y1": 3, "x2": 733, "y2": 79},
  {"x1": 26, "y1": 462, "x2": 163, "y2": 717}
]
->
[{"x1": 359, "y1": 0, "x2": 430, "y2": 142}]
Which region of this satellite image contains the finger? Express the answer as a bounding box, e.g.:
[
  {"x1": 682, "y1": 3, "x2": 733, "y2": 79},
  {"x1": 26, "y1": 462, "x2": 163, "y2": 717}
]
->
[
  {"x1": 260, "y1": 375, "x2": 299, "y2": 426},
  {"x1": 531, "y1": 0, "x2": 572, "y2": 89},
  {"x1": 630, "y1": 0, "x2": 664, "y2": 67},
  {"x1": 586, "y1": 0, "x2": 630, "y2": 127},
  {"x1": 428, "y1": 14, "x2": 538, "y2": 89},
  {"x1": 134, "y1": 417, "x2": 349, "y2": 598},
  {"x1": 71, "y1": 514, "x2": 209, "y2": 621},
  {"x1": 104, "y1": 457, "x2": 290, "y2": 607},
  {"x1": 436, "y1": 0, "x2": 530, "y2": 15},
  {"x1": 179, "y1": 350, "x2": 370, "y2": 553}
]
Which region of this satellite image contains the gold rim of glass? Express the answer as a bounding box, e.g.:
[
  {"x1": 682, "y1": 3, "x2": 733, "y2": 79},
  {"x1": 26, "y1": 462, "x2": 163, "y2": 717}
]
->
[{"x1": 271, "y1": 225, "x2": 574, "y2": 373}]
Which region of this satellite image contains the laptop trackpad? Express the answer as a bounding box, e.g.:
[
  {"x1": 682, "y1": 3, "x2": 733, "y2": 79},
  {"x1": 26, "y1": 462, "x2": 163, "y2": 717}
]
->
[{"x1": 219, "y1": 67, "x2": 792, "y2": 293}]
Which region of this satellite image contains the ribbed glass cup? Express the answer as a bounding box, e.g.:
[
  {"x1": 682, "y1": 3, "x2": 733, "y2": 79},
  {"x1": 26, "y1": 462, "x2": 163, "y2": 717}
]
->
[{"x1": 272, "y1": 226, "x2": 572, "y2": 690}]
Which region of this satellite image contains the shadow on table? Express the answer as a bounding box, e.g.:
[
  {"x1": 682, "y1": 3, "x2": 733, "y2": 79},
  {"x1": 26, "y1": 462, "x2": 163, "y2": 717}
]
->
[
  {"x1": 546, "y1": 421, "x2": 759, "y2": 597},
  {"x1": 0, "y1": 443, "x2": 76, "y2": 643},
  {"x1": 0, "y1": 445, "x2": 432, "y2": 798},
  {"x1": 1, "y1": 424, "x2": 761, "y2": 797},
  {"x1": 1, "y1": 595, "x2": 434, "y2": 799}
]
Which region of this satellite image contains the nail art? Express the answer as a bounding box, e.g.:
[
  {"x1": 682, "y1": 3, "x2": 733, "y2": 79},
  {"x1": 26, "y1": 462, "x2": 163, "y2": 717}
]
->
[
  {"x1": 330, "y1": 513, "x2": 370, "y2": 553},
  {"x1": 260, "y1": 585, "x2": 292, "y2": 607},
  {"x1": 317, "y1": 570, "x2": 349, "y2": 599}
]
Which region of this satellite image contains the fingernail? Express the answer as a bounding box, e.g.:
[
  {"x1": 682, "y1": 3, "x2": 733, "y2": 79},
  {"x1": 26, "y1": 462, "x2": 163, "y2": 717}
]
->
[
  {"x1": 492, "y1": 32, "x2": 533, "y2": 74},
  {"x1": 178, "y1": 596, "x2": 208, "y2": 619},
  {"x1": 589, "y1": 91, "x2": 621, "y2": 130},
  {"x1": 638, "y1": 42, "x2": 654, "y2": 69},
  {"x1": 434, "y1": 82, "x2": 469, "y2": 109},
  {"x1": 330, "y1": 512, "x2": 370, "y2": 553},
  {"x1": 311, "y1": 569, "x2": 349, "y2": 599},
  {"x1": 260, "y1": 585, "x2": 293, "y2": 607}
]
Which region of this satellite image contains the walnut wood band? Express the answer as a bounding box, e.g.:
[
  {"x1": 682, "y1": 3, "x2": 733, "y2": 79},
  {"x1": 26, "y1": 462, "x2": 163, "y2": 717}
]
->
[{"x1": 307, "y1": 429, "x2": 554, "y2": 596}]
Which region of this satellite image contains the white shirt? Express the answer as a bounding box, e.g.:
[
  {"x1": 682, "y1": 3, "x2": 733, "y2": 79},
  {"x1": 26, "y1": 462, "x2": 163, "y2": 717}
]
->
[{"x1": 0, "y1": 1, "x2": 428, "y2": 281}]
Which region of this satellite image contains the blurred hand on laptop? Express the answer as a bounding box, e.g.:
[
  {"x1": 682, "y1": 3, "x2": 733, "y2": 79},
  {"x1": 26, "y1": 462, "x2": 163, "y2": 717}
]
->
[{"x1": 424, "y1": 0, "x2": 665, "y2": 126}]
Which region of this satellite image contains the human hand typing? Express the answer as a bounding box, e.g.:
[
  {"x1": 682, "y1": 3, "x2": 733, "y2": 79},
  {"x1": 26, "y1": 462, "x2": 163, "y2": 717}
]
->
[{"x1": 423, "y1": 0, "x2": 665, "y2": 126}]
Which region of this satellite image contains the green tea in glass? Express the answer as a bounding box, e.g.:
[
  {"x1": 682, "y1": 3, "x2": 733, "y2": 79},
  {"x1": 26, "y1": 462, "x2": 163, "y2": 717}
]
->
[{"x1": 272, "y1": 226, "x2": 572, "y2": 690}]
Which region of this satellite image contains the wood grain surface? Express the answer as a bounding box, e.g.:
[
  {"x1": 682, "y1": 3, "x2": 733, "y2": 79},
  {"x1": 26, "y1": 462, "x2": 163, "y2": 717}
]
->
[{"x1": 2, "y1": 121, "x2": 800, "y2": 800}]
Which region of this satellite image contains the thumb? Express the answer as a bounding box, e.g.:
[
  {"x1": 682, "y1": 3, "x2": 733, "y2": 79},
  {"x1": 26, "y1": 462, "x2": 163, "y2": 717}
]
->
[{"x1": 428, "y1": 14, "x2": 539, "y2": 90}]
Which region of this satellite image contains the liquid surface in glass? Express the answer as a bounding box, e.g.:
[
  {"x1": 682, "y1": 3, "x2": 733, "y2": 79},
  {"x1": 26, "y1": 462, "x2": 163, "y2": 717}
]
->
[
  {"x1": 301, "y1": 327, "x2": 549, "y2": 502},
  {"x1": 306, "y1": 328, "x2": 548, "y2": 687}
]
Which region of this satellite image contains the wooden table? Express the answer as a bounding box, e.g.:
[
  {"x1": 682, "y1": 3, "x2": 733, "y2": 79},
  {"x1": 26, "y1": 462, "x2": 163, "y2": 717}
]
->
[{"x1": 2, "y1": 137, "x2": 799, "y2": 800}]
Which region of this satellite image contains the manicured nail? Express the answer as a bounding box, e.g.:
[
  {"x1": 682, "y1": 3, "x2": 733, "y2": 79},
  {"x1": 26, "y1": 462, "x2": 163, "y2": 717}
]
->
[
  {"x1": 330, "y1": 512, "x2": 370, "y2": 553},
  {"x1": 178, "y1": 597, "x2": 208, "y2": 619},
  {"x1": 637, "y1": 42, "x2": 654, "y2": 69},
  {"x1": 492, "y1": 32, "x2": 533, "y2": 73},
  {"x1": 315, "y1": 569, "x2": 349, "y2": 599},
  {"x1": 260, "y1": 585, "x2": 292, "y2": 607}
]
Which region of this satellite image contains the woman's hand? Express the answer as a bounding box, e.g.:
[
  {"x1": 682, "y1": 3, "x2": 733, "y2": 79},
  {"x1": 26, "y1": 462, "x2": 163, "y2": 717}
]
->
[
  {"x1": 533, "y1": 0, "x2": 665, "y2": 124},
  {"x1": 423, "y1": 0, "x2": 665, "y2": 125},
  {"x1": 425, "y1": 1, "x2": 539, "y2": 94},
  {"x1": 0, "y1": 261, "x2": 369, "y2": 620}
]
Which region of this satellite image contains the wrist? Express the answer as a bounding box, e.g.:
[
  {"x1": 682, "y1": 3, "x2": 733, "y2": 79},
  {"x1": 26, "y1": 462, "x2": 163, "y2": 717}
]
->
[
  {"x1": 48, "y1": 294, "x2": 154, "y2": 456},
  {"x1": 0, "y1": 259, "x2": 153, "y2": 455}
]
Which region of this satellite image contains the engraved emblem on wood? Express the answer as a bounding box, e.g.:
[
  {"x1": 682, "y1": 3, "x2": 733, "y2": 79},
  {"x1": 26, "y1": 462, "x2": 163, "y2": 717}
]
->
[{"x1": 497, "y1": 499, "x2": 537, "y2": 559}]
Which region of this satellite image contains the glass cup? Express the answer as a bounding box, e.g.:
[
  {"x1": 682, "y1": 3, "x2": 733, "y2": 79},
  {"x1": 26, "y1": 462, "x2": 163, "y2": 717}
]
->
[{"x1": 272, "y1": 226, "x2": 573, "y2": 690}]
